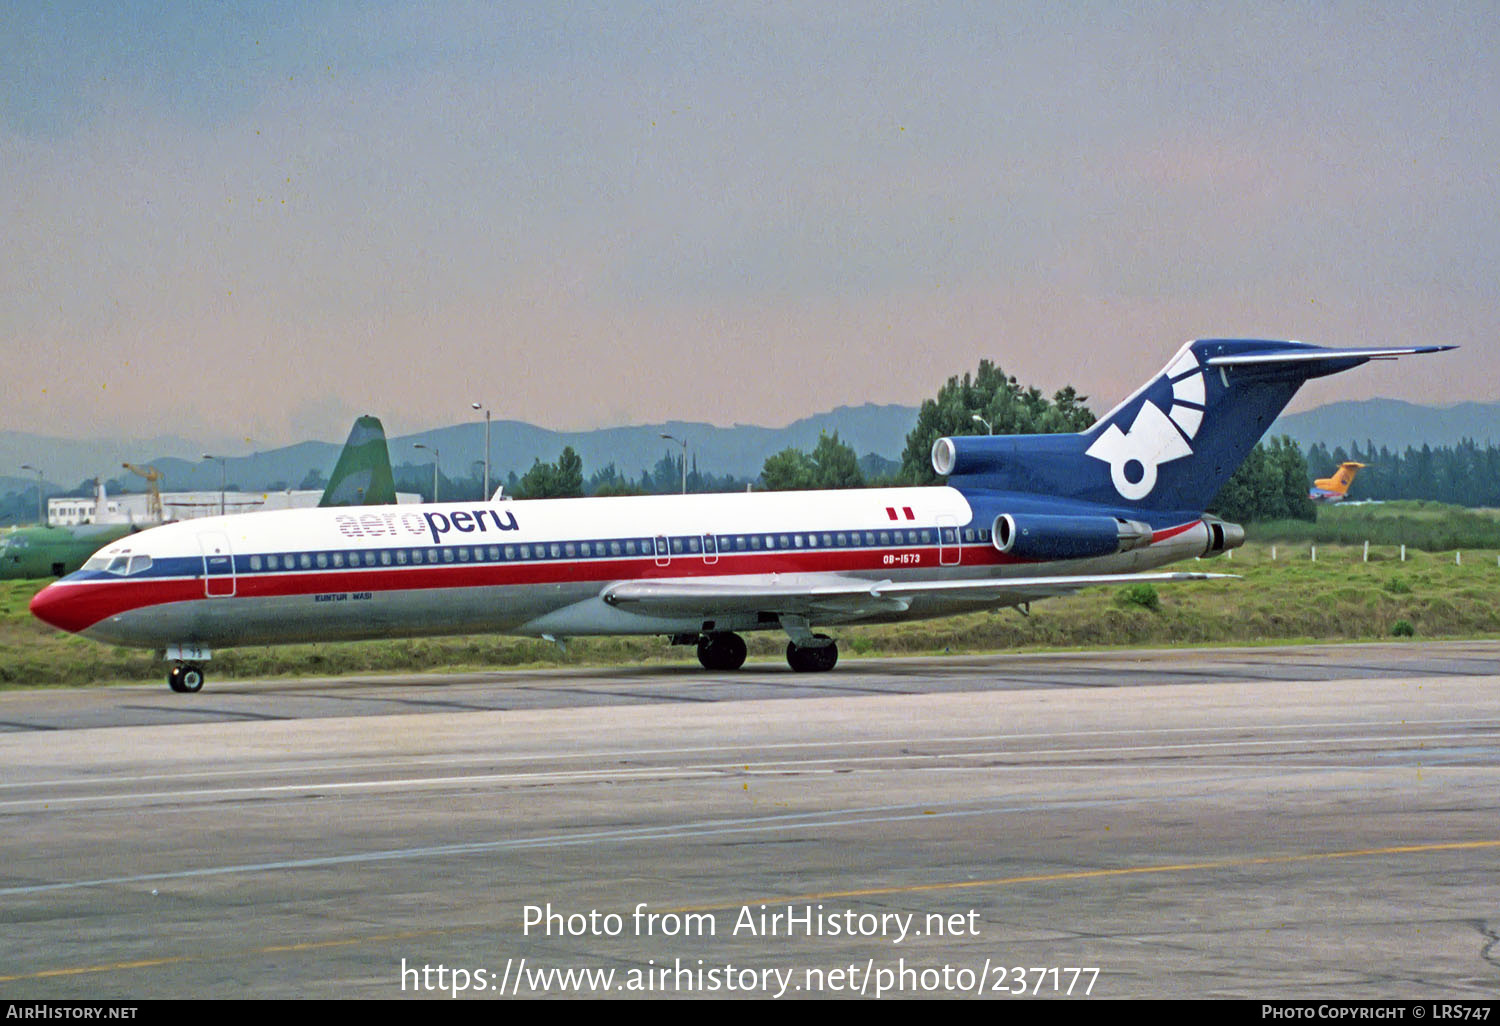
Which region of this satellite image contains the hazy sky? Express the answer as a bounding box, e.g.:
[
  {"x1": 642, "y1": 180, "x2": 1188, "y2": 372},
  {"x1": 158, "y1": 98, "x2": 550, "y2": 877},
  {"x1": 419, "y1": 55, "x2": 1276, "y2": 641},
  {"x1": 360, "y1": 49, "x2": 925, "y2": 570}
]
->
[{"x1": 4, "y1": 2, "x2": 1497, "y2": 447}]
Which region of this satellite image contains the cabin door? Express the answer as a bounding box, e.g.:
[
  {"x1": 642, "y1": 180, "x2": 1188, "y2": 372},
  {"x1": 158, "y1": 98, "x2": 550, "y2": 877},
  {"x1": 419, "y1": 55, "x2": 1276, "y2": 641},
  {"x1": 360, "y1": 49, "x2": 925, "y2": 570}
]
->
[{"x1": 198, "y1": 531, "x2": 237, "y2": 597}]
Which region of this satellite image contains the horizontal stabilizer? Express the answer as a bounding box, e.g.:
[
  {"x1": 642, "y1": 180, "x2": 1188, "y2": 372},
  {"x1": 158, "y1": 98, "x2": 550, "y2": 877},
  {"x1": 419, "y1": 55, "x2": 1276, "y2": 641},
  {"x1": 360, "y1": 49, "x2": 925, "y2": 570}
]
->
[{"x1": 1206, "y1": 344, "x2": 1456, "y2": 366}]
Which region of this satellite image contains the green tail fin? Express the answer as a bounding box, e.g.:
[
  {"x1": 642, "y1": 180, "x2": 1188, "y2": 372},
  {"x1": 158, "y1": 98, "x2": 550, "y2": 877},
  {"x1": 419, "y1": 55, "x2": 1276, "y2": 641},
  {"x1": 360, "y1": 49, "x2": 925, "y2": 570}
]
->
[{"x1": 318, "y1": 416, "x2": 398, "y2": 506}]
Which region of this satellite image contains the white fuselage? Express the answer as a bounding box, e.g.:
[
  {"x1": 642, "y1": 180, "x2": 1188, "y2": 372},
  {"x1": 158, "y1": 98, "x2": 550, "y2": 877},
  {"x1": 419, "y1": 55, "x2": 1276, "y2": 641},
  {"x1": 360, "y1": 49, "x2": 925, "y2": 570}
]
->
[{"x1": 31, "y1": 486, "x2": 1210, "y2": 652}]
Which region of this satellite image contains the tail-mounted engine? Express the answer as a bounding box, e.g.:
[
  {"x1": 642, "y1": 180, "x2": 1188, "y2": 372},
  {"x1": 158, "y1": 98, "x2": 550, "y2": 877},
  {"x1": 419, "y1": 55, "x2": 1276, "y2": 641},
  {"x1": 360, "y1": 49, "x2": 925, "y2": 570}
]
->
[
  {"x1": 992, "y1": 513, "x2": 1153, "y2": 561},
  {"x1": 1199, "y1": 516, "x2": 1245, "y2": 557}
]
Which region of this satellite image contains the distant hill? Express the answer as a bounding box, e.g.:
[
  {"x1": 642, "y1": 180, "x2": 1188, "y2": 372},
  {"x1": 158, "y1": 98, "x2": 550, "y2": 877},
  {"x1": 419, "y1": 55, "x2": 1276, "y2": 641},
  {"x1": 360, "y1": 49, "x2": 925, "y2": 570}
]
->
[
  {"x1": 0, "y1": 404, "x2": 921, "y2": 494},
  {"x1": 9, "y1": 396, "x2": 1494, "y2": 498},
  {"x1": 1271, "y1": 399, "x2": 1500, "y2": 452},
  {"x1": 389, "y1": 404, "x2": 920, "y2": 488}
]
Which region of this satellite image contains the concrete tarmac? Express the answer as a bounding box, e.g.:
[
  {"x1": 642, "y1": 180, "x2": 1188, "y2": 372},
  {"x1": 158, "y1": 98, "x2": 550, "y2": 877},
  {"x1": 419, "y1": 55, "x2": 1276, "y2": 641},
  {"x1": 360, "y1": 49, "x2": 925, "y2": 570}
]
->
[{"x1": 1, "y1": 641, "x2": 1497, "y2": 999}]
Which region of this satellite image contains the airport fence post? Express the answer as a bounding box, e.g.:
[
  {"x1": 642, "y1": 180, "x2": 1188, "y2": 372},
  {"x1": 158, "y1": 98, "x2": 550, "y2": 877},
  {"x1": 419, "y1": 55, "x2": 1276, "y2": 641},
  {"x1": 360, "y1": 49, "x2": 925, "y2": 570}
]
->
[
  {"x1": 1271, "y1": 545, "x2": 1276, "y2": 561},
  {"x1": 1311, "y1": 545, "x2": 1316, "y2": 562},
  {"x1": 1456, "y1": 551, "x2": 1462, "y2": 566},
  {"x1": 1363, "y1": 540, "x2": 1369, "y2": 563},
  {"x1": 1401, "y1": 544, "x2": 1406, "y2": 562}
]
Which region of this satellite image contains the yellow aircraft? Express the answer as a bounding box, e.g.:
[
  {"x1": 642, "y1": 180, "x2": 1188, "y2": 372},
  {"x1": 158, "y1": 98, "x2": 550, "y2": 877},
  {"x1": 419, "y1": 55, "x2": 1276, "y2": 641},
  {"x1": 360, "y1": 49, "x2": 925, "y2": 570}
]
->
[{"x1": 1309, "y1": 461, "x2": 1366, "y2": 503}]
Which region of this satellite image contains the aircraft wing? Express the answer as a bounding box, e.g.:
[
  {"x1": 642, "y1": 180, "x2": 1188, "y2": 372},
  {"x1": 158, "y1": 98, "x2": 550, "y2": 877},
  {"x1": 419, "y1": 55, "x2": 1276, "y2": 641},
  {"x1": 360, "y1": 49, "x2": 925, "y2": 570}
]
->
[{"x1": 601, "y1": 571, "x2": 1234, "y2": 618}]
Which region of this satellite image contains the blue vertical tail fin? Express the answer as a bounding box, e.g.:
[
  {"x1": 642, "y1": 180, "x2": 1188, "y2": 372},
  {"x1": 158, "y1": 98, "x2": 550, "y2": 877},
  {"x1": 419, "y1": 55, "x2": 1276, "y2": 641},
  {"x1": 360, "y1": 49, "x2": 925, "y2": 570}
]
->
[{"x1": 934, "y1": 339, "x2": 1453, "y2": 514}]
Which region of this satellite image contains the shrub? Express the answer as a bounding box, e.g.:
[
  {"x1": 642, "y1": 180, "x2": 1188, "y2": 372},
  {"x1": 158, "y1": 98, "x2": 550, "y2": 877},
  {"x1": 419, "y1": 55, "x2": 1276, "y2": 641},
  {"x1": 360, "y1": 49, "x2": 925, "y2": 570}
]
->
[{"x1": 1116, "y1": 583, "x2": 1160, "y2": 612}]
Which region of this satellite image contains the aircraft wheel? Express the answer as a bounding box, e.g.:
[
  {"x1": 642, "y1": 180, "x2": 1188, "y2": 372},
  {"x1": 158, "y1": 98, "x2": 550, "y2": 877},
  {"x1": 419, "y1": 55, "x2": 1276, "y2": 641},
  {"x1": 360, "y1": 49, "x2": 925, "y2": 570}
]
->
[
  {"x1": 697, "y1": 632, "x2": 747, "y2": 671},
  {"x1": 786, "y1": 636, "x2": 837, "y2": 673},
  {"x1": 168, "y1": 663, "x2": 205, "y2": 693}
]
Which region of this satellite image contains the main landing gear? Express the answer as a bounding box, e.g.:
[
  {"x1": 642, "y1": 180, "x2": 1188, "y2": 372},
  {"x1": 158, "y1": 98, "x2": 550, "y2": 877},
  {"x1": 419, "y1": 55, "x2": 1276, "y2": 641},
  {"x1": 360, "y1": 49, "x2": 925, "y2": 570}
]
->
[
  {"x1": 786, "y1": 635, "x2": 838, "y2": 673},
  {"x1": 168, "y1": 663, "x2": 205, "y2": 693},
  {"x1": 696, "y1": 632, "x2": 748, "y2": 671},
  {"x1": 680, "y1": 625, "x2": 838, "y2": 673}
]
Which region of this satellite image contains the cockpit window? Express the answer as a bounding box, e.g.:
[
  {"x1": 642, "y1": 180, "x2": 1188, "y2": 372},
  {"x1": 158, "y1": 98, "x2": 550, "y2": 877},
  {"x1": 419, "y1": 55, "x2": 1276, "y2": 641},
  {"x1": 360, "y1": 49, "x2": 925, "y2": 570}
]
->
[
  {"x1": 106, "y1": 554, "x2": 131, "y2": 575},
  {"x1": 127, "y1": 554, "x2": 152, "y2": 575},
  {"x1": 83, "y1": 555, "x2": 111, "y2": 571}
]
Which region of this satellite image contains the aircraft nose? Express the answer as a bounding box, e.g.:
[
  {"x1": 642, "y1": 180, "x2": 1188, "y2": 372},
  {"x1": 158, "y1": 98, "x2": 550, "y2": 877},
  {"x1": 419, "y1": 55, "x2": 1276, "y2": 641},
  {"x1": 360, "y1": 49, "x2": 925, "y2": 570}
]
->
[{"x1": 29, "y1": 580, "x2": 88, "y2": 634}]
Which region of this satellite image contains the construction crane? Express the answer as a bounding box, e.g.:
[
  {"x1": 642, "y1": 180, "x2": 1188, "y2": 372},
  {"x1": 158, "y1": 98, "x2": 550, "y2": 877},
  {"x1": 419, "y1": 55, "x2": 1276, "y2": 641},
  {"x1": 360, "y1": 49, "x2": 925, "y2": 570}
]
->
[{"x1": 121, "y1": 463, "x2": 165, "y2": 523}]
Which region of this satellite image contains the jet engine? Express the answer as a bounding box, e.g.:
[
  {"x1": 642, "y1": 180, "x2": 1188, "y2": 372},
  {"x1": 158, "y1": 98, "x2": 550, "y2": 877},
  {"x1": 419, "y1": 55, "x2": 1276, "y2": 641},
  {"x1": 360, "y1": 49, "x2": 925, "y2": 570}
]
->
[{"x1": 991, "y1": 513, "x2": 1153, "y2": 561}]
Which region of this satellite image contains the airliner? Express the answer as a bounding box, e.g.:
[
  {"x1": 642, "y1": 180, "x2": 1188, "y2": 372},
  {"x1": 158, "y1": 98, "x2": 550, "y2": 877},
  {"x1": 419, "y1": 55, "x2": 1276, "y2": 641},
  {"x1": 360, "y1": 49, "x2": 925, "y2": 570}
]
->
[
  {"x1": 29, "y1": 339, "x2": 1451, "y2": 692},
  {"x1": 1309, "y1": 461, "x2": 1368, "y2": 503}
]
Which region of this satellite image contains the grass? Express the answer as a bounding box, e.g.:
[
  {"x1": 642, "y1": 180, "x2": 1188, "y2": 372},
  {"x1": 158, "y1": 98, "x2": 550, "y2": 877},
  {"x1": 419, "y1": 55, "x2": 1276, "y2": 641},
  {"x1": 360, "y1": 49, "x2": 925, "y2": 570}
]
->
[
  {"x1": 6, "y1": 538, "x2": 1499, "y2": 689},
  {"x1": 1253, "y1": 500, "x2": 1500, "y2": 550}
]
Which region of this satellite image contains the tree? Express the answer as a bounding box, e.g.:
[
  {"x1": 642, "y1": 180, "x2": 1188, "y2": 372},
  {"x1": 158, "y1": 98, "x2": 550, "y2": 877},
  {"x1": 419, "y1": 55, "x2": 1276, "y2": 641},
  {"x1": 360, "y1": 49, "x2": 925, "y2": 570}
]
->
[
  {"x1": 1207, "y1": 435, "x2": 1315, "y2": 522},
  {"x1": 759, "y1": 431, "x2": 865, "y2": 491},
  {"x1": 759, "y1": 448, "x2": 817, "y2": 491},
  {"x1": 515, "y1": 446, "x2": 584, "y2": 499},
  {"x1": 899, "y1": 360, "x2": 1095, "y2": 484}
]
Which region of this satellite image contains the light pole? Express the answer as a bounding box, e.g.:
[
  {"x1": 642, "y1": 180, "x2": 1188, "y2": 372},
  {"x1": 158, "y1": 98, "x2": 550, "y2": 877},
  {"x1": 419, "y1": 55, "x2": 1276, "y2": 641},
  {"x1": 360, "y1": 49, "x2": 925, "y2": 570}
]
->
[
  {"x1": 659, "y1": 433, "x2": 688, "y2": 494},
  {"x1": 20, "y1": 464, "x2": 44, "y2": 525},
  {"x1": 971, "y1": 414, "x2": 993, "y2": 435},
  {"x1": 471, "y1": 402, "x2": 491, "y2": 501},
  {"x1": 201, "y1": 454, "x2": 225, "y2": 515},
  {"x1": 414, "y1": 444, "x2": 440, "y2": 503}
]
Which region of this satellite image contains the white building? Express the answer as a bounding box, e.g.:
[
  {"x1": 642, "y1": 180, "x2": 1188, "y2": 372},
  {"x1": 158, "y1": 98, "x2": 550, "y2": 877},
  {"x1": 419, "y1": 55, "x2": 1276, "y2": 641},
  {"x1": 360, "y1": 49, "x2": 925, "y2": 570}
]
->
[{"x1": 48, "y1": 489, "x2": 420, "y2": 526}]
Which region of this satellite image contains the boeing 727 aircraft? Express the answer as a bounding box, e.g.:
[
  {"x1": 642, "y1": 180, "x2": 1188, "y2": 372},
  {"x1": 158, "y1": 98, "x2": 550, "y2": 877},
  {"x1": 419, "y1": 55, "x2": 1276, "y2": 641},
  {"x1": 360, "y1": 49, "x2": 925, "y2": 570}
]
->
[{"x1": 30, "y1": 339, "x2": 1451, "y2": 692}]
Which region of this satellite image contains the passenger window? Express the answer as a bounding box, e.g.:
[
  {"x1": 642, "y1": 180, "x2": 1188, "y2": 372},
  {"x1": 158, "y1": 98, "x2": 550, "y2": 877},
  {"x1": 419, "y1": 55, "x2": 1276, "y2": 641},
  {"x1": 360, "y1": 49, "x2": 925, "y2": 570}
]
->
[
  {"x1": 778, "y1": 535, "x2": 789, "y2": 548},
  {"x1": 332, "y1": 552, "x2": 344, "y2": 567},
  {"x1": 610, "y1": 541, "x2": 621, "y2": 556},
  {"x1": 316, "y1": 552, "x2": 328, "y2": 568},
  {"x1": 444, "y1": 548, "x2": 455, "y2": 563},
  {"x1": 580, "y1": 542, "x2": 591, "y2": 557},
  {"x1": 249, "y1": 555, "x2": 262, "y2": 571},
  {"x1": 688, "y1": 537, "x2": 701, "y2": 553},
  {"x1": 550, "y1": 544, "x2": 561, "y2": 559}
]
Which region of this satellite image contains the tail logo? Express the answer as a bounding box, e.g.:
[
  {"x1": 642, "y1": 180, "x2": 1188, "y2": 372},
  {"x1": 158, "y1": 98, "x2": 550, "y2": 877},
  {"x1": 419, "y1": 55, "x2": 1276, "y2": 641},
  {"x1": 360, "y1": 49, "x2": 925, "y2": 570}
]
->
[{"x1": 1084, "y1": 349, "x2": 1207, "y2": 500}]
